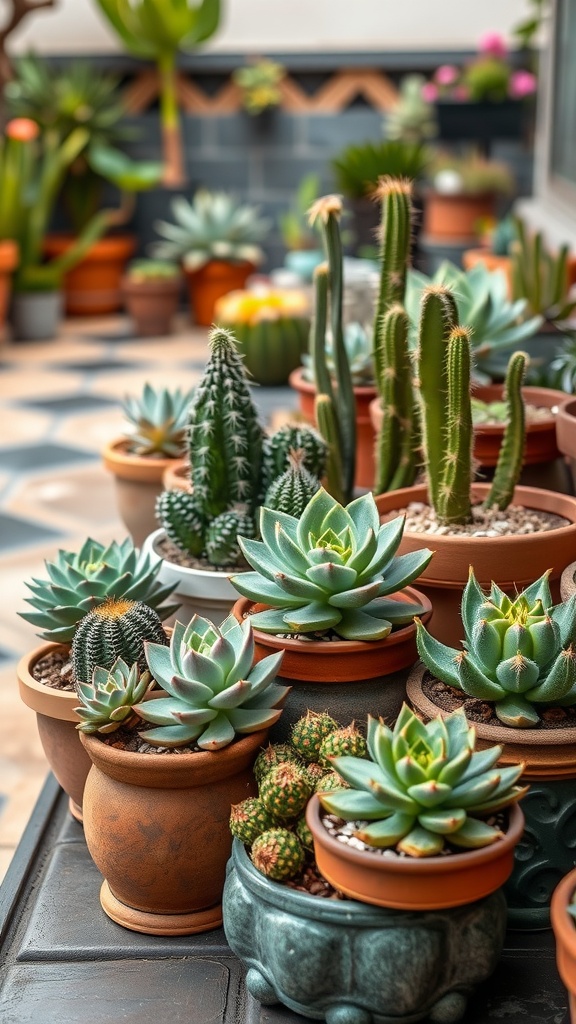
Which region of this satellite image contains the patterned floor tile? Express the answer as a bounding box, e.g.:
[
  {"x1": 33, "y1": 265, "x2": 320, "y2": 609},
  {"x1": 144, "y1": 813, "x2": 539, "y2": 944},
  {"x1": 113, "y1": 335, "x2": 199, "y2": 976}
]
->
[
  {"x1": 17, "y1": 394, "x2": 117, "y2": 415},
  {"x1": 56, "y1": 359, "x2": 139, "y2": 374},
  {"x1": 0, "y1": 408, "x2": 52, "y2": 448},
  {"x1": 0, "y1": 370, "x2": 84, "y2": 400},
  {"x1": 0, "y1": 512, "x2": 63, "y2": 551},
  {"x1": 8, "y1": 464, "x2": 123, "y2": 534},
  {"x1": 0, "y1": 443, "x2": 96, "y2": 473}
]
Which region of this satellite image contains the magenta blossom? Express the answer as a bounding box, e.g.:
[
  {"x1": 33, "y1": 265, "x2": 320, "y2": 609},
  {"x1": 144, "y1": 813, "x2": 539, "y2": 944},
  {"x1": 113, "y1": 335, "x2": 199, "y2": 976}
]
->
[
  {"x1": 434, "y1": 64, "x2": 459, "y2": 87},
  {"x1": 478, "y1": 32, "x2": 508, "y2": 58},
  {"x1": 421, "y1": 82, "x2": 439, "y2": 102},
  {"x1": 509, "y1": 69, "x2": 537, "y2": 98}
]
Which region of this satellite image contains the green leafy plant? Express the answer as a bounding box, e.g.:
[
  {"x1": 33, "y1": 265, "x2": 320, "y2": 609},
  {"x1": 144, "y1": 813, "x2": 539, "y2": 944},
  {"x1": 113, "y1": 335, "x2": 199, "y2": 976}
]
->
[
  {"x1": 231, "y1": 487, "x2": 433, "y2": 641},
  {"x1": 233, "y1": 58, "x2": 285, "y2": 116},
  {"x1": 19, "y1": 537, "x2": 178, "y2": 642},
  {"x1": 429, "y1": 152, "x2": 514, "y2": 197},
  {"x1": 126, "y1": 259, "x2": 181, "y2": 282},
  {"x1": 511, "y1": 217, "x2": 576, "y2": 324},
  {"x1": 139, "y1": 612, "x2": 288, "y2": 749},
  {"x1": 320, "y1": 705, "x2": 527, "y2": 856},
  {"x1": 93, "y1": 0, "x2": 221, "y2": 185},
  {"x1": 332, "y1": 140, "x2": 429, "y2": 199},
  {"x1": 121, "y1": 382, "x2": 194, "y2": 457},
  {"x1": 279, "y1": 174, "x2": 320, "y2": 251},
  {"x1": 545, "y1": 332, "x2": 576, "y2": 393},
  {"x1": 385, "y1": 74, "x2": 437, "y2": 144},
  {"x1": 151, "y1": 190, "x2": 271, "y2": 271},
  {"x1": 416, "y1": 570, "x2": 576, "y2": 728},
  {"x1": 74, "y1": 658, "x2": 154, "y2": 735}
]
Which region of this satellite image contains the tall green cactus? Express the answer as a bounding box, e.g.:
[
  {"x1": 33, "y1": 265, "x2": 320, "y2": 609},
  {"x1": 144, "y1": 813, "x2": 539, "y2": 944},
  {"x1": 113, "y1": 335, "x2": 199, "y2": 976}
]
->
[
  {"x1": 484, "y1": 351, "x2": 527, "y2": 511},
  {"x1": 511, "y1": 218, "x2": 576, "y2": 322},
  {"x1": 373, "y1": 177, "x2": 413, "y2": 382},
  {"x1": 437, "y1": 327, "x2": 474, "y2": 525},
  {"x1": 308, "y1": 196, "x2": 356, "y2": 504}
]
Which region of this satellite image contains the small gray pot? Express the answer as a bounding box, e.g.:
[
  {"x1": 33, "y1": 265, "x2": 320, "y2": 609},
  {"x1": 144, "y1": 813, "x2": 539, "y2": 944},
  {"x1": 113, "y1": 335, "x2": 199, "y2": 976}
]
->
[{"x1": 11, "y1": 291, "x2": 62, "y2": 341}]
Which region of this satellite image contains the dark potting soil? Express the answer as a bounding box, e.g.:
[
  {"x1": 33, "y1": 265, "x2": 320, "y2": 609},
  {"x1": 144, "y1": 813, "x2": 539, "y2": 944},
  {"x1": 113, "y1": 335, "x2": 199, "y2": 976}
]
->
[
  {"x1": 421, "y1": 671, "x2": 576, "y2": 730},
  {"x1": 284, "y1": 859, "x2": 344, "y2": 899},
  {"x1": 157, "y1": 535, "x2": 247, "y2": 574},
  {"x1": 32, "y1": 649, "x2": 75, "y2": 691}
]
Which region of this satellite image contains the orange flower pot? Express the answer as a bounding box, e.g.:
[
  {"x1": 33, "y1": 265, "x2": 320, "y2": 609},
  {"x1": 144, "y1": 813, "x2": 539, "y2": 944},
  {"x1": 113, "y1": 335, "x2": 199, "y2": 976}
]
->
[
  {"x1": 185, "y1": 260, "x2": 255, "y2": 326},
  {"x1": 423, "y1": 191, "x2": 497, "y2": 241},
  {"x1": 102, "y1": 438, "x2": 185, "y2": 547},
  {"x1": 462, "y1": 248, "x2": 513, "y2": 295},
  {"x1": 0, "y1": 239, "x2": 18, "y2": 334},
  {"x1": 552, "y1": 869, "x2": 576, "y2": 1021},
  {"x1": 44, "y1": 234, "x2": 135, "y2": 315}
]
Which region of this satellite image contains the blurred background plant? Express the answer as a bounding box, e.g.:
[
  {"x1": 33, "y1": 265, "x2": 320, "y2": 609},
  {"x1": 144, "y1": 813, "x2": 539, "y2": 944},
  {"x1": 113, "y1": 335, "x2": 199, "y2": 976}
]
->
[
  {"x1": 385, "y1": 74, "x2": 438, "y2": 144},
  {"x1": 428, "y1": 150, "x2": 515, "y2": 196},
  {"x1": 332, "y1": 139, "x2": 429, "y2": 199},
  {"x1": 233, "y1": 58, "x2": 285, "y2": 116},
  {"x1": 422, "y1": 33, "x2": 537, "y2": 105}
]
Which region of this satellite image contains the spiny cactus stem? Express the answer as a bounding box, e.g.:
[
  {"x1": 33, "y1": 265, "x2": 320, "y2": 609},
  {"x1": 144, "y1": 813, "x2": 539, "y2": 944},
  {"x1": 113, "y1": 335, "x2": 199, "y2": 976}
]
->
[
  {"x1": 324, "y1": 210, "x2": 356, "y2": 504},
  {"x1": 437, "y1": 328, "x2": 473, "y2": 526},
  {"x1": 315, "y1": 394, "x2": 345, "y2": 505},
  {"x1": 374, "y1": 306, "x2": 404, "y2": 493},
  {"x1": 484, "y1": 351, "x2": 527, "y2": 512},
  {"x1": 373, "y1": 177, "x2": 413, "y2": 384},
  {"x1": 312, "y1": 263, "x2": 334, "y2": 402},
  {"x1": 416, "y1": 286, "x2": 458, "y2": 512}
]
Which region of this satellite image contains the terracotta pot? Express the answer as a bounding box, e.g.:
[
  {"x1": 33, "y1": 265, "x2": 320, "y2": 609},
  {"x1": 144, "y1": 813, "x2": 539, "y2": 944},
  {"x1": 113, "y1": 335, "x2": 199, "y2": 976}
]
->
[
  {"x1": 289, "y1": 367, "x2": 377, "y2": 490},
  {"x1": 185, "y1": 260, "x2": 254, "y2": 326},
  {"x1": 551, "y1": 869, "x2": 576, "y2": 1021},
  {"x1": 422, "y1": 191, "x2": 497, "y2": 241},
  {"x1": 102, "y1": 439, "x2": 185, "y2": 548},
  {"x1": 17, "y1": 642, "x2": 88, "y2": 822},
  {"x1": 557, "y1": 397, "x2": 576, "y2": 494},
  {"x1": 462, "y1": 248, "x2": 513, "y2": 295},
  {"x1": 79, "y1": 727, "x2": 266, "y2": 935},
  {"x1": 43, "y1": 234, "x2": 135, "y2": 316},
  {"x1": 162, "y1": 459, "x2": 190, "y2": 493},
  {"x1": 407, "y1": 664, "x2": 576, "y2": 928},
  {"x1": 307, "y1": 793, "x2": 524, "y2": 911},
  {"x1": 0, "y1": 239, "x2": 18, "y2": 333},
  {"x1": 122, "y1": 274, "x2": 181, "y2": 336},
  {"x1": 375, "y1": 484, "x2": 576, "y2": 647},
  {"x1": 231, "y1": 589, "x2": 432, "y2": 741},
  {"x1": 471, "y1": 384, "x2": 565, "y2": 468},
  {"x1": 142, "y1": 528, "x2": 238, "y2": 627}
]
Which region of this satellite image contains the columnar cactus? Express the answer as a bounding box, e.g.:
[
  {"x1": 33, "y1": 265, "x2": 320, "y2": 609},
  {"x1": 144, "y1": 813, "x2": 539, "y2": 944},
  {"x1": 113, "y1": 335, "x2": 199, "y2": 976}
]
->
[
  {"x1": 71, "y1": 598, "x2": 167, "y2": 685},
  {"x1": 483, "y1": 351, "x2": 527, "y2": 511},
  {"x1": 263, "y1": 449, "x2": 320, "y2": 517}
]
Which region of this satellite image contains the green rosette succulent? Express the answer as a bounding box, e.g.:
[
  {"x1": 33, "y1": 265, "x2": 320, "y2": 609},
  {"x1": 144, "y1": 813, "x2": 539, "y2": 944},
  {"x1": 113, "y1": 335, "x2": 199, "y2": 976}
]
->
[
  {"x1": 138, "y1": 613, "x2": 289, "y2": 750},
  {"x1": 74, "y1": 658, "x2": 154, "y2": 735},
  {"x1": 20, "y1": 537, "x2": 178, "y2": 642},
  {"x1": 320, "y1": 705, "x2": 527, "y2": 857},
  {"x1": 231, "y1": 488, "x2": 433, "y2": 641},
  {"x1": 416, "y1": 569, "x2": 576, "y2": 728}
]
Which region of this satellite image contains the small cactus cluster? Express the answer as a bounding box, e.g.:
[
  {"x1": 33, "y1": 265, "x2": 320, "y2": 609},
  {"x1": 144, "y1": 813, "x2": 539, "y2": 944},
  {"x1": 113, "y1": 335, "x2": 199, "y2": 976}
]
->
[
  {"x1": 156, "y1": 327, "x2": 327, "y2": 568},
  {"x1": 230, "y1": 711, "x2": 366, "y2": 882}
]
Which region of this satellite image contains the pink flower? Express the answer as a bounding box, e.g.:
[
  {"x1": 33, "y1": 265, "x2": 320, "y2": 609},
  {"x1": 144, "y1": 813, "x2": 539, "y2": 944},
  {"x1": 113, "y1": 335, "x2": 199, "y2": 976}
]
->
[
  {"x1": 453, "y1": 85, "x2": 470, "y2": 101},
  {"x1": 509, "y1": 69, "x2": 537, "y2": 98},
  {"x1": 434, "y1": 64, "x2": 459, "y2": 86},
  {"x1": 421, "y1": 82, "x2": 439, "y2": 102},
  {"x1": 478, "y1": 32, "x2": 508, "y2": 58}
]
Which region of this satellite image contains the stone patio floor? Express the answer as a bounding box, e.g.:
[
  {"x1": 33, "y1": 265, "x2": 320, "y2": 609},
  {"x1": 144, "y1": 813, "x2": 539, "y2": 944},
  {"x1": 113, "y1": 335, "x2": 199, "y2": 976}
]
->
[{"x1": 0, "y1": 313, "x2": 297, "y2": 882}]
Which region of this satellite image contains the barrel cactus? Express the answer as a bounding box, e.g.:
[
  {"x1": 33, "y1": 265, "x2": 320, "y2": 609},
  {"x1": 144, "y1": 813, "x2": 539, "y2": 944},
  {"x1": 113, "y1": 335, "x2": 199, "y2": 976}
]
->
[
  {"x1": 261, "y1": 424, "x2": 327, "y2": 489},
  {"x1": 215, "y1": 287, "x2": 310, "y2": 386},
  {"x1": 231, "y1": 487, "x2": 433, "y2": 640},
  {"x1": 263, "y1": 449, "x2": 320, "y2": 517},
  {"x1": 416, "y1": 569, "x2": 576, "y2": 728},
  {"x1": 320, "y1": 705, "x2": 527, "y2": 856},
  {"x1": 74, "y1": 658, "x2": 154, "y2": 735},
  {"x1": 71, "y1": 598, "x2": 167, "y2": 685}
]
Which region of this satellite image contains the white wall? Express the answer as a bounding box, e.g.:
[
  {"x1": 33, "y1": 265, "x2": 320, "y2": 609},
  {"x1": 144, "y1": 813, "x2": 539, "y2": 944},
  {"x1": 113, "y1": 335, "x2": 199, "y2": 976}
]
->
[{"x1": 11, "y1": 0, "x2": 531, "y2": 54}]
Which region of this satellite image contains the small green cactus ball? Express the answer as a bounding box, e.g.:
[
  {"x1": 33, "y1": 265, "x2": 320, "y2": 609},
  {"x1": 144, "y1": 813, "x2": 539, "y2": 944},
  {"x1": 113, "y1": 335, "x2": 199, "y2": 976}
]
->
[
  {"x1": 259, "y1": 761, "x2": 312, "y2": 821},
  {"x1": 253, "y1": 742, "x2": 303, "y2": 784},
  {"x1": 251, "y1": 828, "x2": 305, "y2": 881},
  {"x1": 290, "y1": 710, "x2": 338, "y2": 762},
  {"x1": 316, "y1": 771, "x2": 351, "y2": 793},
  {"x1": 304, "y1": 762, "x2": 327, "y2": 788},
  {"x1": 319, "y1": 724, "x2": 368, "y2": 767},
  {"x1": 294, "y1": 813, "x2": 314, "y2": 852},
  {"x1": 229, "y1": 797, "x2": 275, "y2": 845}
]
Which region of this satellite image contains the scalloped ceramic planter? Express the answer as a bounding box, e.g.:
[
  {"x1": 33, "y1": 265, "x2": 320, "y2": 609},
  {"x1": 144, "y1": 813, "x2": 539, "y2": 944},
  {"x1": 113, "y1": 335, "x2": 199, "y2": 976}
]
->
[
  {"x1": 223, "y1": 838, "x2": 507, "y2": 1024},
  {"x1": 551, "y1": 868, "x2": 576, "y2": 1021},
  {"x1": 407, "y1": 663, "x2": 576, "y2": 929},
  {"x1": 142, "y1": 528, "x2": 238, "y2": 627}
]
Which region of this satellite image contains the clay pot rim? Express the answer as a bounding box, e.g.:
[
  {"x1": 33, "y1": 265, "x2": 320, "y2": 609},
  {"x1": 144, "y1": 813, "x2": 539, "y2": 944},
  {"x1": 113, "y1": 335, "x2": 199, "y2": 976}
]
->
[
  {"x1": 102, "y1": 437, "x2": 183, "y2": 474},
  {"x1": 146, "y1": 527, "x2": 235, "y2": 583},
  {"x1": 307, "y1": 793, "x2": 524, "y2": 875},
  {"x1": 289, "y1": 366, "x2": 377, "y2": 398},
  {"x1": 232, "y1": 587, "x2": 432, "y2": 658},
  {"x1": 0, "y1": 238, "x2": 18, "y2": 271},
  {"x1": 121, "y1": 274, "x2": 182, "y2": 293},
  {"x1": 79, "y1": 725, "x2": 268, "y2": 770},
  {"x1": 185, "y1": 258, "x2": 256, "y2": 277},
  {"x1": 406, "y1": 662, "x2": 576, "y2": 748},
  {"x1": 17, "y1": 641, "x2": 79, "y2": 721},
  {"x1": 370, "y1": 389, "x2": 563, "y2": 438},
  {"x1": 551, "y1": 868, "x2": 576, "y2": 963},
  {"x1": 557, "y1": 398, "x2": 576, "y2": 461},
  {"x1": 44, "y1": 233, "x2": 135, "y2": 260},
  {"x1": 423, "y1": 188, "x2": 499, "y2": 201}
]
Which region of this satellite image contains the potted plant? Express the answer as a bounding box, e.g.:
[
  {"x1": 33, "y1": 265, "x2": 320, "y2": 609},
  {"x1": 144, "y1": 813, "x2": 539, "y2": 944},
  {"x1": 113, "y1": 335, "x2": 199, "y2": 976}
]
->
[
  {"x1": 233, "y1": 57, "x2": 285, "y2": 121},
  {"x1": 462, "y1": 214, "x2": 518, "y2": 293},
  {"x1": 374, "y1": 286, "x2": 576, "y2": 646},
  {"x1": 422, "y1": 151, "x2": 515, "y2": 244},
  {"x1": 151, "y1": 190, "x2": 271, "y2": 325},
  {"x1": 144, "y1": 326, "x2": 328, "y2": 625},
  {"x1": 230, "y1": 485, "x2": 433, "y2": 738},
  {"x1": 385, "y1": 73, "x2": 438, "y2": 145},
  {"x1": 77, "y1": 612, "x2": 288, "y2": 934},
  {"x1": 214, "y1": 285, "x2": 310, "y2": 385},
  {"x1": 279, "y1": 173, "x2": 323, "y2": 282},
  {"x1": 409, "y1": 568, "x2": 576, "y2": 928},
  {"x1": 102, "y1": 383, "x2": 194, "y2": 547},
  {"x1": 122, "y1": 259, "x2": 182, "y2": 337},
  {"x1": 551, "y1": 868, "x2": 576, "y2": 1021},
  {"x1": 17, "y1": 537, "x2": 177, "y2": 819}
]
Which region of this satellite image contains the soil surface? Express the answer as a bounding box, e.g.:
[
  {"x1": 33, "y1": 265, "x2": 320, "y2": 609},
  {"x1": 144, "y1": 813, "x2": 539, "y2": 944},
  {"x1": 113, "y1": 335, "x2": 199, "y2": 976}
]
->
[
  {"x1": 472, "y1": 402, "x2": 555, "y2": 427},
  {"x1": 101, "y1": 721, "x2": 200, "y2": 755},
  {"x1": 421, "y1": 671, "x2": 576, "y2": 730},
  {"x1": 389, "y1": 501, "x2": 568, "y2": 538},
  {"x1": 284, "y1": 860, "x2": 344, "y2": 899},
  {"x1": 157, "y1": 535, "x2": 247, "y2": 574},
  {"x1": 32, "y1": 649, "x2": 75, "y2": 691}
]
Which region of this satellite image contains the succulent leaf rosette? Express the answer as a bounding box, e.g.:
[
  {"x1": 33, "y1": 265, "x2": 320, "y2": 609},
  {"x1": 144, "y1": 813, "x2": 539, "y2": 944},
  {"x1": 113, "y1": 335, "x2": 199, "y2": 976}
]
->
[
  {"x1": 121, "y1": 382, "x2": 194, "y2": 457},
  {"x1": 231, "y1": 488, "x2": 433, "y2": 641},
  {"x1": 416, "y1": 569, "x2": 576, "y2": 728},
  {"x1": 139, "y1": 614, "x2": 289, "y2": 750},
  {"x1": 75, "y1": 658, "x2": 154, "y2": 735},
  {"x1": 320, "y1": 705, "x2": 527, "y2": 857}
]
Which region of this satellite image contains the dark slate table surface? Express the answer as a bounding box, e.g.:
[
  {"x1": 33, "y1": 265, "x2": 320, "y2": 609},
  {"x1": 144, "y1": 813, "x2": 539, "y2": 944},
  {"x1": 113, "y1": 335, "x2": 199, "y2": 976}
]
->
[{"x1": 0, "y1": 775, "x2": 569, "y2": 1024}]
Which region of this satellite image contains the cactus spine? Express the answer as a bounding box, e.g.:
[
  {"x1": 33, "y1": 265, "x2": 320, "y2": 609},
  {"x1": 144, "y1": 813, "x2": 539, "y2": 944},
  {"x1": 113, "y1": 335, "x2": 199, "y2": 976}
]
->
[
  {"x1": 484, "y1": 351, "x2": 527, "y2": 511},
  {"x1": 263, "y1": 449, "x2": 320, "y2": 516},
  {"x1": 71, "y1": 599, "x2": 167, "y2": 685},
  {"x1": 261, "y1": 424, "x2": 327, "y2": 489},
  {"x1": 437, "y1": 327, "x2": 474, "y2": 525},
  {"x1": 416, "y1": 286, "x2": 458, "y2": 514}
]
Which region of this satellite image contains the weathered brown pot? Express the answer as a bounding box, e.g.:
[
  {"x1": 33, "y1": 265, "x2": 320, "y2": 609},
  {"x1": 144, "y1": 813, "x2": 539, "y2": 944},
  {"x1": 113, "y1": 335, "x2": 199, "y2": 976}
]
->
[
  {"x1": 185, "y1": 260, "x2": 254, "y2": 326},
  {"x1": 289, "y1": 367, "x2": 377, "y2": 490},
  {"x1": 162, "y1": 459, "x2": 190, "y2": 492},
  {"x1": 44, "y1": 234, "x2": 135, "y2": 315},
  {"x1": 422, "y1": 191, "x2": 497, "y2": 241},
  {"x1": 102, "y1": 438, "x2": 185, "y2": 547},
  {"x1": 17, "y1": 642, "x2": 88, "y2": 822},
  {"x1": 551, "y1": 869, "x2": 576, "y2": 1021},
  {"x1": 122, "y1": 274, "x2": 181, "y2": 336},
  {"x1": 79, "y1": 728, "x2": 266, "y2": 935},
  {"x1": 375, "y1": 484, "x2": 576, "y2": 646},
  {"x1": 307, "y1": 793, "x2": 524, "y2": 911},
  {"x1": 462, "y1": 248, "x2": 513, "y2": 295},
  {"x1": 231, "y1": 589, "x2": 432, "y2": 740},
  {"x1": 557, "y1": 397, "x2": 576, "y2": 493}
]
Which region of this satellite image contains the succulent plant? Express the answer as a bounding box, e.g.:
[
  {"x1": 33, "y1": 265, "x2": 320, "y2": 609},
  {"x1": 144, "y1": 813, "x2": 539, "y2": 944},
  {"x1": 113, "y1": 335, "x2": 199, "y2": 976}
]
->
[
  {"x1": 385, "y1": 74, "x2": 437, "y2": 145},
  {"x1": 416, "y1": 569, "x2": 576, "y2": 728},
  {"x1": 231, "y1": 487, "x2": 433, "y2": 641},
  {"x1": 233, "y1": 58, "x2": 285, "y2": 116},
  {"x1": 511, "y1": 217, "x2": 576, "y2": 324},
  {"x1": 259, "y1": 761, "x2": 313, "y2": 821},
  {"x1": 229, "y1": 797, "x2": 276, "y2": 845},
  {"x1": 263, "y1": 449, "x2": 320, "y2": 518},
  {"x1": 72, "y1": 599, "x2": 167, "y2": 685},
  {"x1": 317, "y1": 770, "x2": 350, "y2": 792},
  {"x1": 138, "y1": 613, "x2": 289, "y2": 750},
  {"x1": 254, "y1": 742, "x2": 304, "y2": 784},
  {"x1": 261, "y1": 425, "x2": 327, "y2": 490},
  {"x1": 331, "y1": 140, "x2": 429, "y2": 199},
  {"x1": 126, "y1": 259, "x2": 181, "y2": 282},
  {"x1": 215, "y1": 287, "x2": 310, "y2": 386},
  {"x1": 429, "y1": 152, "x2": 514, "y2": 198},
  {"x1": 151, "y1": 190, "x2": 271, "y2": 271},
  {"x1": 290, "y1": 711, "x2": 338, "y2": 763},
  {"x1": 294, "y1": 813, "x2": 314, "y2": 851},
  {"x1": 318, "y1": 724, "x2": 368, "y2": 767},
  {"x1": 121, "y1": 382, "x2": 194, "y2": 457},
  {"x1": 320, "y1": 705, "x2": 527, "y2": 856},
  {"x1": 74, "y1": 658, "x2": 154, "y2": 735},
  {"x1": 20, "y1": 537, "x2": 178, "y2": 642},
  {"x1": 251, "y1": 827, "x2": 305, "y2": 880}
]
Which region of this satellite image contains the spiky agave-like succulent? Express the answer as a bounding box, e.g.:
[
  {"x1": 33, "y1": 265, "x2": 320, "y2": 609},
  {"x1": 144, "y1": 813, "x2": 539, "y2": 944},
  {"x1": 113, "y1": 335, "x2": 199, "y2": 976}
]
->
[
  {"x1": 74, "y1": 658, "x2": 154, "y2": 735},
  {"x1": 320, "y1": 705, "x2": 527, "y2": 857},
  {"x1": 121, "y1": 382, "x2": 194, "y2": 457},
  {"x1": 231, "y1": 488, "x2": 433, "y2": 641},
  {"x1": 416, "y1": 569, "x2": 576, "y2": 728},
  {"x1": 138, "y1": 613, "x2": 289, "y2": 750},
  {"x1": 20, "y1": 537, "x2": 178, "y2": 642}
]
